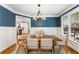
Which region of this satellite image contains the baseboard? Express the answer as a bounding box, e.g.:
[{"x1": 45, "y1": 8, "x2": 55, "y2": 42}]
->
[{"x1": 0, "y1": 44, "x2": 16, "y2": 54}]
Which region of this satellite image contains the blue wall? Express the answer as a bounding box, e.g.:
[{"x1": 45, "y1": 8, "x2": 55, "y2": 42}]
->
[
  {"x1": 0, "y1": 5, "x2": 61, "y2": 27},
  {"x1": 0, "y1": 5, "x2": 15, "y2": 27},
  {"x1": 31, "y1": 17, "x2": 61, "y2": 27}
]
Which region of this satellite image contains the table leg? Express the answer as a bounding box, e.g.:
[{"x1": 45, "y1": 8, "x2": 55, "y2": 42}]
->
[
  {"x1": 53, "y1": 40, "x2": 56, "y2": 53},
  {"x1": 38, "y1": 40, "x2": 41, "y2": 53},
  {"x1": 53, "y1": 41, "x2": 54, "y2": 53}
]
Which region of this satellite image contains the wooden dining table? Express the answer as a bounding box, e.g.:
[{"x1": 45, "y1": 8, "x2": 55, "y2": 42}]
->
[{"x1": 17, "y1": 34, "x2": 62, "y2": 53}]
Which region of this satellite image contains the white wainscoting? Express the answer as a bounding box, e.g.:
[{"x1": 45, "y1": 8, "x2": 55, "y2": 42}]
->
[
  {"x1": 0, "y1": 27, "x2": 16, "y2": 52},
  {"x1": 30, "y1": 27, "x2": 61, "y2": 36},
  {"x1": 0, "y1": 27, "x2": 61, "y2": 52}
]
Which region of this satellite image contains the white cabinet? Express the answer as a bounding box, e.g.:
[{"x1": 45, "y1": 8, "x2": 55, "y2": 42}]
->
[
  {"x1": 70, "y1": 11, "x2": 79, "y2": 42},
  {"x1": 61, "y1": 7, "x2": 79, "y2": 52},
  {"x1": 61, "y1": 14, "x2": 70, "y2": 39}
]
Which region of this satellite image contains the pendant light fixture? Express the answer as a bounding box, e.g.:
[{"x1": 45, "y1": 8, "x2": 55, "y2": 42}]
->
[{"x1": 33, "y1": 4, "x2": 46, "y2": 21}]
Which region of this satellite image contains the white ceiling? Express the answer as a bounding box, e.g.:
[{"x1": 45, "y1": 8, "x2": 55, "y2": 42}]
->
[{"x1": 7, "y1": 4, "x2": 74, "y2": 17}]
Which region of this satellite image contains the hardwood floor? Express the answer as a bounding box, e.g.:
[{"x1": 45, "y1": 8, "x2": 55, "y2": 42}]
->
[
  {"x1": 63, "y1": 45, "x2": 79, "y2": 54},
  {"x1": 0, "y1": 44, "x2": 16, "y2": 54},
  {"x1": 0, "y1": 44, "x2": 79, "y2": 54}
]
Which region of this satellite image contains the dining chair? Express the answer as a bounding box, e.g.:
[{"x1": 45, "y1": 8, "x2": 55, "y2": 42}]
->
[
  {"x1": 55, "y1": 35, "x2": 68, "y2": 54},
  {"x1": 40, "y1": 38, "x2": 53, "y2": 53},
  {"x1": 16, "y1": 41, "x2": 26, "y2": 54},
  {"x1": 34, "y1": 29, "x2": 44, "y2": 37},
  {"x1": 34, "y1": 31, "x2": 40, "y2": 37},
  {"x1": 15, "y1": 34, "x2": 28, "y2": 54},
  {"x1": 39, "y1": 29, "x2": 44, "y2": 37},
  {"x1": 26, "y1": 38, "x2": 39, "y2": 53}
]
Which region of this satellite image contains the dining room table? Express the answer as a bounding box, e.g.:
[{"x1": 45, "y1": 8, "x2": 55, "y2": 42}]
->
[
  {"x1": 17, "y1": 34, "x2": 62, "y2": 53},
  {"x1": 31, "y1": 35, "x2": 62, "y2": 53}
]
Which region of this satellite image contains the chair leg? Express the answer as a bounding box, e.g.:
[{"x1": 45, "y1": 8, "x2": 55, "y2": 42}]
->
[
  {"x1": 16, "y1": 45, "x2": 26, "y2": 54},
  {"x1": 39, "y1": 48, "x2": 41, "y2": 54},
  {"x1": 25, "y1": 48, "x2": 28, "y2": 54},
  {"x1": 27, "y1": 49, "x2": 29, "y2": 54},
  {"x1": 16, "y1": 45, "x2": 20, "y2": 53},
  {"x1": 57, "y1": 46, "x2": 61, "y2": 54},
  {"x1": 22, "y1": 45, "x2": 26, "y2": 53},
  {"x1": 51, "y1": 49, "x2": 53, "y2": 54},
  {"x1": 50, "y1": 46, "x2": 53, "y2": 54}
]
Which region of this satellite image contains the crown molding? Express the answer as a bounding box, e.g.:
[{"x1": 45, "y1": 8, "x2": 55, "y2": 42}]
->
[
  {"x1": 0, "y1": 4, "x2": 32, "y2": 17},
  {"x1": 58, "y1": 4, "x2": 78, "y2": 16},
  {"x1": 1, "y1": 4, "x2": 76, "y2": 17},
  {"x1": 0, "y1": 4, "x2": 59, "y2": 17}
]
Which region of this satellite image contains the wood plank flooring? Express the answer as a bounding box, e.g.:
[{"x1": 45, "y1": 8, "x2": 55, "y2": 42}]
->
[
  {"x1": 0, "y1": 44, "x2": 79, "y2": 54},
  {"x1": 0, "y1": 44, "x2": 16, "y2": 54}
]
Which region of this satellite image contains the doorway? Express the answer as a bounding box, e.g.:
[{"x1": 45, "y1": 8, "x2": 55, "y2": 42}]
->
[{"x1": 16, "y1": 15, "x2": 30, "y2": 35}]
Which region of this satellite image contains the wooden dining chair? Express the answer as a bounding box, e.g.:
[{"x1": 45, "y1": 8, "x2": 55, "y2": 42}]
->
[
  {"x1": 40, "y1": 38, "x2": 53, "y2": 53},
  {"x1": 34, "y1": 29, "x2": 44, "y2": 37},
  {"x1": 55, "y1": 35, "x2": 68, "y2": 54},
  {"x1": 15, "y1": 34, "x2": 28, "y2": 54},
  {"x1": 26, "y1": 38, "x2": 39, "y2": 53}
]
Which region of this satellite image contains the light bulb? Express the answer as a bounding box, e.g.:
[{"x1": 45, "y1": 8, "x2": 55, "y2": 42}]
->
[{"x1": 43, "y1": 17, "x2": 46, "y2": 20}]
